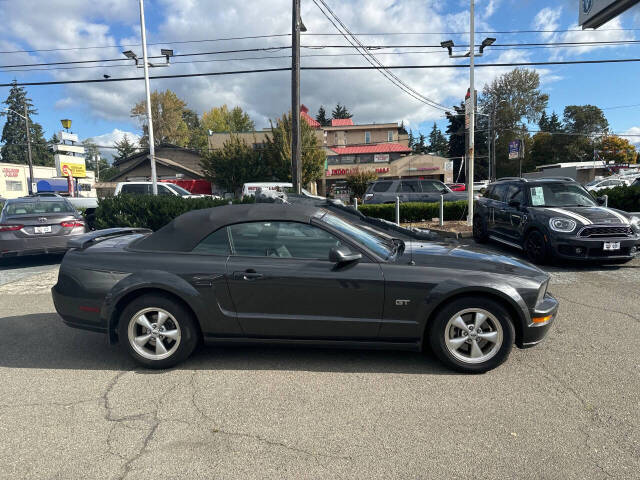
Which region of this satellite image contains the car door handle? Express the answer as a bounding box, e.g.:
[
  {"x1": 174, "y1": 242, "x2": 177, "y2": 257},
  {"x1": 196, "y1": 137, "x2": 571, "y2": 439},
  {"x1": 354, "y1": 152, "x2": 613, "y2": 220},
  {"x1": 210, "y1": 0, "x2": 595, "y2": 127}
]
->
[{"x1": 233, "y1": 271, "x2": 264, "y2": 281}]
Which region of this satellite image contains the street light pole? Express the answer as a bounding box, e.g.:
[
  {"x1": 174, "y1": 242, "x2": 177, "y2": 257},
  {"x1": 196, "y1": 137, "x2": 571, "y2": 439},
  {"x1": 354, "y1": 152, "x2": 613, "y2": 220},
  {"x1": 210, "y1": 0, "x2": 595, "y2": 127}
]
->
[
  {"x1": 467, "y1": 0, "x2": 475, "y2": 226},
  {"x1": 138, "y1": 0, "x2": 158, "y2": 195},
  {"x1": 291, "y1": 0, "x2": 302, "y2": 194}
]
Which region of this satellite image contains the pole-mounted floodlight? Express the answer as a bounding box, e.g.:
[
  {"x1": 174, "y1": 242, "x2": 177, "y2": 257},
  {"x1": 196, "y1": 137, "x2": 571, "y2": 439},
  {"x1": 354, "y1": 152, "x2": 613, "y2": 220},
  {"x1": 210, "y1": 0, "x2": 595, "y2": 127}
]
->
[
  {"x1": 480, "y1": 37, "x2": 496, "y2": 54},
  {"x1": 60, "y1": 119, "x2": 72, "y2": 132},
  {"x1": 440, "y1": 40, "x2": 454, "y2": 55},
  {"x1": 122, "y1": 50, "x2": 139, "y2": 65},
  {"x1": 160, "y1": 48, "x2": 174, "y2": 64}
]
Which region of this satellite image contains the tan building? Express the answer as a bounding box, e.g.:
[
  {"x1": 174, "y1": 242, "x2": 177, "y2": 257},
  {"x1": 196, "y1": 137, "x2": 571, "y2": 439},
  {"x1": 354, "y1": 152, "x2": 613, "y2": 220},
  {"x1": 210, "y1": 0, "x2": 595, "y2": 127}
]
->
[{"x1": 0, "y1": 163, "x2": 96, "y2": 199}]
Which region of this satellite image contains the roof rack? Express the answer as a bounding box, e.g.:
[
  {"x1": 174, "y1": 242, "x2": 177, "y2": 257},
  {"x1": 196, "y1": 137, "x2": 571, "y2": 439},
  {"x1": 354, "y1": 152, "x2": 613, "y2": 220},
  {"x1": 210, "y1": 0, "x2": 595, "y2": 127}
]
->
[
  {"x1": 496, "y1": 177, "x2": 527, "y2": 182},
  {"x1": 533, "y1": 177, "x2": 576, "y2": 182}
]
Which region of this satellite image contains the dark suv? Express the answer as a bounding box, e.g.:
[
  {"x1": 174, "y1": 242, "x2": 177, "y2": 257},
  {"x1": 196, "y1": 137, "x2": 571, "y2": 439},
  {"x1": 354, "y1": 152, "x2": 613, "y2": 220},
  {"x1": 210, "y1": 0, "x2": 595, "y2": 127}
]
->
[
  {"x1": 363, "y1": 179, "x2": 467, "y2": 204},
  {"x1": 473, "y1": 178, "x2": 640, "y2": 263}
]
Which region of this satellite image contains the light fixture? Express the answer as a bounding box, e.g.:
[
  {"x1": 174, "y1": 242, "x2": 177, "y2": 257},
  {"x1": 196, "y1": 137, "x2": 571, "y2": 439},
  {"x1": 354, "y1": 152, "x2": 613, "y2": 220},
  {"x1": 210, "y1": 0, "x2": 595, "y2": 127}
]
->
[
  {"x1": 122, "y1": 50, "x2": 137, "y2": 59},
  {"x1": 161, "y1": 48, "x2": 174, "y2": 65},
  {"x1": 440, "y1": 40, "x2": 454, "y2": 55},
  {"x1": 60, "y1": 119, "x2": 72, "y2": 131},
  {"x1": 480, "y1": 37, "x2": 496, "y2": 54}
]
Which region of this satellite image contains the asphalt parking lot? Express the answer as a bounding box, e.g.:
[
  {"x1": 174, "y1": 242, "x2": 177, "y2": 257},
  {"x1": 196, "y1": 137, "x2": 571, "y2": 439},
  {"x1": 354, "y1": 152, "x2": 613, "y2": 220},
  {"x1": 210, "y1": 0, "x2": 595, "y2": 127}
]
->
[{"x1": 0, "y1": 246, "x2": 639, "y2": 480}]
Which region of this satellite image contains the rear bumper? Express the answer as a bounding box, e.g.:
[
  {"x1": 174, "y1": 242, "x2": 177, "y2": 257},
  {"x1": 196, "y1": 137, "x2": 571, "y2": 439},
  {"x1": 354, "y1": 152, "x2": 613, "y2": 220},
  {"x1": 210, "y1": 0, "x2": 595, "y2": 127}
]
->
[
  {"x1": 519, "y1": 294, "x2": 559, "y2": 348},
  {"x1": 0, "y1": 235, "x2": 70, "y2": 257},
  {"x1": 549, "y1": 235, "x2": 640, "y2": 261},
  {"x1": 52, "y1": 283, "x2": 107, "y2": 334}
]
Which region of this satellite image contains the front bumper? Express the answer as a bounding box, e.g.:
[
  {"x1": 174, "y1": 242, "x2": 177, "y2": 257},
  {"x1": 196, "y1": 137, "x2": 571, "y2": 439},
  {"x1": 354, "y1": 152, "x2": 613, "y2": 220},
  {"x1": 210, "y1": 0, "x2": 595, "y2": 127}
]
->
[
  {"x1": 519, "y1": 294, "x2": 559, "y2": 348},
  {"x1": 548, "y1": 234, "x2": 640, "y2": 261}
]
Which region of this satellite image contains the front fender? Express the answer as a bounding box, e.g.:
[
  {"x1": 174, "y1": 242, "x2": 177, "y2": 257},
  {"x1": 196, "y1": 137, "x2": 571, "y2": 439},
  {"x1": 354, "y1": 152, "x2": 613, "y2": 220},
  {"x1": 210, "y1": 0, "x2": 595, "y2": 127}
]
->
[{"x1": 102, "y1": 270, "x2": 207, "y2": 344}]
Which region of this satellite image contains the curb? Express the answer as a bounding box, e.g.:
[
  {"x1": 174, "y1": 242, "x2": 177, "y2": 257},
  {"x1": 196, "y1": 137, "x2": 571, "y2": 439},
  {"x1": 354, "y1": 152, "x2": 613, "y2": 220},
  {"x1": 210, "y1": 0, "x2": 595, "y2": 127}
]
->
[{"x1": 428, "y1": 228, "x2": 474, "y2": 240}]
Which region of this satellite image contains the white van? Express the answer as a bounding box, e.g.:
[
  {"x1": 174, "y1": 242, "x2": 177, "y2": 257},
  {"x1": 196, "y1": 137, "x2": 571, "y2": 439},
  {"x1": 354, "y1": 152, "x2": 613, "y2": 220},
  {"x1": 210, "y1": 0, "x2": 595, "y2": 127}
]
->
[{"x1": 241, "y1": 182, "x2": 292, "y2": 197}]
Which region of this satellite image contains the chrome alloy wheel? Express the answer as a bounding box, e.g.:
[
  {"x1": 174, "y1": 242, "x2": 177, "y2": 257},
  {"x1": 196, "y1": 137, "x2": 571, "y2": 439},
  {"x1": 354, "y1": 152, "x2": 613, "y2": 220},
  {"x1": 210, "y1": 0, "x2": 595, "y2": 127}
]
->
[
  {"x1": 444, "y1": 308, "x2": 503, "y2": 364},
  {"x1": 127, "y1": 307, "x2": 182, "y2": 361}
]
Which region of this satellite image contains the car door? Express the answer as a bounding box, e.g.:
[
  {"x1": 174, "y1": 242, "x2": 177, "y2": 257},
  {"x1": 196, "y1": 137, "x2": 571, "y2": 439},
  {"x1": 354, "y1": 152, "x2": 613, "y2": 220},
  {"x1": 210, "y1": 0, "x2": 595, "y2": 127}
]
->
[
  {"x1": 224, "y1": 221, "x2": 385, "y2": 340},
  {"x1": 396, "y1": 180, "x2": 422, "y2": 203},
  {"x1": 496, "y1": 184, "x2": 525, "y2": 240},
  {"x1": 420, "y1": 180, "x2": 446, "y2": 202},
  {"x1": 484, "y1": 183, "x2": 508, "y2": 234}
]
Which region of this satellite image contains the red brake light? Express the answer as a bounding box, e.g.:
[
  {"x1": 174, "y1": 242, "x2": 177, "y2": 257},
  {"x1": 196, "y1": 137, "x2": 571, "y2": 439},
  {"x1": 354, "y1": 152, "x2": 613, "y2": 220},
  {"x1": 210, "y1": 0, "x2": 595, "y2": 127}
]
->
[
  {"x1": 61, "y1": 221, "x2": 85, "y2": 228},
  {"x1": 0, "y1": 224, "x2": 23, "y2": 232}
]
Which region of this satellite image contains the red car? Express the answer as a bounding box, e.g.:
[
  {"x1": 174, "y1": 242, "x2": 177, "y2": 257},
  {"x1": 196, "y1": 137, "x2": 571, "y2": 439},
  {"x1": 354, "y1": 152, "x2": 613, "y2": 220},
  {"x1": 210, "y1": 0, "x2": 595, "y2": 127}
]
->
[{"x1": 446, "y1": 183, "x2": 466, "y2": 191}]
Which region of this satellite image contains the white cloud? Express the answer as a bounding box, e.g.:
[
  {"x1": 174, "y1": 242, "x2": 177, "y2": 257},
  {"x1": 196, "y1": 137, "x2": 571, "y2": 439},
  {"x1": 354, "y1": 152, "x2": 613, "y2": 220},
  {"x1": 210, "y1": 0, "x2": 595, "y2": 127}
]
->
[
  {"x1": 533, "y1": 7, "x2": 562, "y2": 41},
  {"x1": 621, "y1": 126, "x2": 640, "y2": 147},
  {"x1": 84, "y1": 128, "x2": 140, "y2": 161}
]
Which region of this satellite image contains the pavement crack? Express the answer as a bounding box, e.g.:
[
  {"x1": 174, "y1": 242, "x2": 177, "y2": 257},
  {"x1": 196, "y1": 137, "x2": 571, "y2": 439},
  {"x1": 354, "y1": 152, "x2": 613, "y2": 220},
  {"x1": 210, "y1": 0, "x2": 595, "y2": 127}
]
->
[{"x1": 553, "y1": 294, "x2": 640, "y2": 324}]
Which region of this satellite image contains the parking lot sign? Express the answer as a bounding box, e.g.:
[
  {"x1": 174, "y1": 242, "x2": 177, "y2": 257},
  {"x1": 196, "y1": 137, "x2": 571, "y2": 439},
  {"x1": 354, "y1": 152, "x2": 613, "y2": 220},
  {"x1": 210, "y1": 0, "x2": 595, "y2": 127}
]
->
[
  {"x1": 579, "y1": 0, "x2": 640, "y2": 29},
  {"x1": 508, "y1": 140, "x2": 522, "y2": 160}
]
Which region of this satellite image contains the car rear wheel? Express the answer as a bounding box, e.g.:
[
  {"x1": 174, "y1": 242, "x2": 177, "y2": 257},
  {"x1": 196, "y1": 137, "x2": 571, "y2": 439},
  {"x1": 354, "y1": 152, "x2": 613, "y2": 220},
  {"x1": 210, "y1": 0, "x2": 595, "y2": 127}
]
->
[
  {"x1": 524, "y1": 230, "x2": 549, "y2": 265},
  {"x1": 472, "y1": 215, "x2": 489, "y2": 243},
  {"x1": 428, "y1": 297, "x2": 515, "y2": 373},
  {"x1": 119, "y1": 294, "x2": 199, "y2": 369}
]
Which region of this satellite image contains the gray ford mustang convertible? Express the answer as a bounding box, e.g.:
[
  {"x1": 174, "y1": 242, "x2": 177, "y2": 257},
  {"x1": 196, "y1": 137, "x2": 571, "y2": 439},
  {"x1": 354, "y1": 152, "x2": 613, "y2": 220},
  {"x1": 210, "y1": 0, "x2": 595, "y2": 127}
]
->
[{"x1": 52, "y1": 203, "x2": 558, "y2": 373}]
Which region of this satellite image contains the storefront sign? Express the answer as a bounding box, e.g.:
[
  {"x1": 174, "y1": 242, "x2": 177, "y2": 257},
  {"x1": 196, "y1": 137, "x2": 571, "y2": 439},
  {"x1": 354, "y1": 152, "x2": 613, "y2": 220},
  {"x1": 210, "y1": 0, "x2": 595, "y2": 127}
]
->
[
  {"x1": 55, "y1": 154, "x2": 87, "y2": 178},
  {"x1": 374, "y1": 154, "x2": 389, "y2": 163},
  {"x1": 327, "y1": 167, "x2": 390, "y2": 177},
  {"x1": 2, "y1": 167, "x2": 19, "y2": 178}
]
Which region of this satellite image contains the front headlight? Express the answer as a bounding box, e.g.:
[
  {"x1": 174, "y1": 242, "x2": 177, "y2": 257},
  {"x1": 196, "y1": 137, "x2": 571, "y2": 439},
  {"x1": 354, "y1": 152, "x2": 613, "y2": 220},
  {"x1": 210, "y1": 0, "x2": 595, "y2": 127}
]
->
[
  {"x1": 536, "y1": 280, "x2": 549, "y2": 306},
  {"x1": 630, "y1": 216, "x2": 640, "y2": 233},
  {"x1": 549, "y1": 217, "x2": 577, "y2": 233}
]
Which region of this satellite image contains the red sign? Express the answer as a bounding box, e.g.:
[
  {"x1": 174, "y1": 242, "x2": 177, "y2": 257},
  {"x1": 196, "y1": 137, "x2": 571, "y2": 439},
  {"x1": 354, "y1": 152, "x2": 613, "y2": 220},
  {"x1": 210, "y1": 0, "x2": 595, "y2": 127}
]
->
[
  {"x1": 2, "y1": 167, "x2": 19, "y2": 178},
  {"x1": 327, "y1": 167, "x2": 390, "y2": 177}
]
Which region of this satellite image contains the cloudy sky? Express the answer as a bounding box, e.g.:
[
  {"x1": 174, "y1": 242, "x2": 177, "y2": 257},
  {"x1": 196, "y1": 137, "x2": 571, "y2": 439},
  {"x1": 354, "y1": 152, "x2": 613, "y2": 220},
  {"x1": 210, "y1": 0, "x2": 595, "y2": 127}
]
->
[{"x1": 2, "y1": 0, "x2": 640, "y2": 153}]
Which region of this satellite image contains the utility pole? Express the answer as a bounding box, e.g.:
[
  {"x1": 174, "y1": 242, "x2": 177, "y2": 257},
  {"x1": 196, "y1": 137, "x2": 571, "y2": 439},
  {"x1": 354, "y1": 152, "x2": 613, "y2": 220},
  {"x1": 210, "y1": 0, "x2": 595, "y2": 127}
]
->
[
  {"x1": 138, "y1": 0, "x2": 158, "y2": 195},
  {"x1": 491, "y1": 106, "x2": 496, "y2": 182},
  {"x1": 24, "y1": 103, "x2": 34, "y2": 195},
  {"x1": 291, "y1": 0, "x2": 302, "y2": 194},
  {"x1": 467, "y1": 0, "x2": 475, "y2": 226}
]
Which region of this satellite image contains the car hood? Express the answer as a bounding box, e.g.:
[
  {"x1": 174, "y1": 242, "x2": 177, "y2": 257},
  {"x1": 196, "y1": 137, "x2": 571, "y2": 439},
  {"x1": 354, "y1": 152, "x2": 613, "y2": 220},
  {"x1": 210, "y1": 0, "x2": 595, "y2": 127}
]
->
[
  {"x1": 393, "y1": 241, "x2": 547, "y2": 279},
  {"x1": 534, "y1": 206, "x2": 630, "y2": 225}
]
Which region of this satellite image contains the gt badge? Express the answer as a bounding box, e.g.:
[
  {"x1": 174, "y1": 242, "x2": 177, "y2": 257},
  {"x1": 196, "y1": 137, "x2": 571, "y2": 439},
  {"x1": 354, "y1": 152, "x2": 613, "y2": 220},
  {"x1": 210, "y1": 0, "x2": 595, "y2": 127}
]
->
[{"x1": 395, "y1": 299, "x2": 411, "y2": 306}]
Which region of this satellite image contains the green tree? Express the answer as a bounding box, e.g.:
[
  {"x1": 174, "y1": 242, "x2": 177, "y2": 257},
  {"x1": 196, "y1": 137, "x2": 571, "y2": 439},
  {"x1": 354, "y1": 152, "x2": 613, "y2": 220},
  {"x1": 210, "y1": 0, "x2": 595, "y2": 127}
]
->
[
  {"x1": 331, "y1": 103, "x2": 353, "y2": 119},
  {"x1": 1, "y1": 81, "x2": 53, "y2": 166},
  {"x1": 445, "y1": 102, "x2": 489, "y2": 181},
  {"x1": 561, "y1": 105, "x2": 609, "y2": 161},
  {"x1": 480, "y1": 68, "x2": 549, "y2": 177},
  {"x1": 597, "y1": 135, "x2": 636, "y2": 164},
  {"x1": 427, "y1": 122, "x2": 448, "y2": 156},
  {"x1": 316, "y1": 105, "x2": 330, "y2": 127},
  {"x1": 263, "y1": 112, "x2": 326, "y2": 186},
  {"x1": 200, "y1": 135, "x2": 265, "y2": 195},
  {"x1": 113, "y1": 134, "x2": 138, "y2": 161},
  {"x1": 182, "y1": 108, "x2": 208, "y2": 152},
  {"x1": 131, "y1": 89, "x2": 190, "y2": 147},
  {"x1": 201, "y1": 105, "x2": 255, "y2": 133},
  {"x1": 416, "y1": 133, "x2": 426, "y2": 154},
  {"x1": 408, "y1": 129, "x2": 415, "y2": 150},
  {"x1": 82, "y1": 140, "x2": 108, "y2": 180},
  {"x1": 345, "y1": 168, "x2": 377, "y2": 200}
]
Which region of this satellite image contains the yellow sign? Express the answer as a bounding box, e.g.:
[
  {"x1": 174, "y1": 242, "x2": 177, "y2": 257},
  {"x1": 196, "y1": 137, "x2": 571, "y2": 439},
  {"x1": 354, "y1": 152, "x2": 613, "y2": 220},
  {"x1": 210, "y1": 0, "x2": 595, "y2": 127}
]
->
[{"x1": 60, "y1": 161, "x2": 86, "y2": 178}]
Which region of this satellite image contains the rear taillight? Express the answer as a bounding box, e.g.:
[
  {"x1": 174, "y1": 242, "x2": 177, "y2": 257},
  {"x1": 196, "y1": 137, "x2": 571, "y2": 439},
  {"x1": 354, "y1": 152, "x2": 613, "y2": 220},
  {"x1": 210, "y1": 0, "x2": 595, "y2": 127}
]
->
[
  {"x1": 60, "y1": 221, "x2": 85, "y2": 228},
  {"x1": 0, "y1": 224, "x2": 23, "y2": 232}
]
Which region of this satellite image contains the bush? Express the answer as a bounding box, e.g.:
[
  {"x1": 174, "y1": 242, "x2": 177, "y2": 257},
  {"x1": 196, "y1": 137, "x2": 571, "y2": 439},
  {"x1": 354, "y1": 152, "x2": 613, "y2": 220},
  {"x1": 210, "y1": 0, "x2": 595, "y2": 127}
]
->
[
  {"x1": 359, "y1": 201, "x2": 468, "y2": 223},
  {"x1": 595, "y1": 185, "x2": 640, "y2": 212},
  {"x1": 94, "y1": 195, "x2": 254, "y2": 231}
]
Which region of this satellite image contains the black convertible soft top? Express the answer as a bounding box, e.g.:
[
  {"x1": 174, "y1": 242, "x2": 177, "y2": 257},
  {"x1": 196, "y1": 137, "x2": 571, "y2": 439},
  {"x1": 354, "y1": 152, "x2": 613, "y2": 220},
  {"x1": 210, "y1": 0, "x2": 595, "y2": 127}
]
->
[{"x1": 132, "y1": 203, "x2": 323, "y2": 252}]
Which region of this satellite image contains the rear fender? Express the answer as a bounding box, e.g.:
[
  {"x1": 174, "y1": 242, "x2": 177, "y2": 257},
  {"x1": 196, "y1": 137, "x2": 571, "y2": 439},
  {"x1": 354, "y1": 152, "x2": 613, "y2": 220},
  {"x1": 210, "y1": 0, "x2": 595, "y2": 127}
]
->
[{"x1": 103, "y1": 270, "x2": 206, "y2": 344}]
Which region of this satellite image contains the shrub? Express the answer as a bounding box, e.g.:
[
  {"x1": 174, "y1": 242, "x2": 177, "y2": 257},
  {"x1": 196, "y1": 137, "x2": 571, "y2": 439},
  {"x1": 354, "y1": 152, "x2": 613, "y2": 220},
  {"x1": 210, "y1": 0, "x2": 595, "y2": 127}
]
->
[
  {"x1": 595, "y1": 185, "x2": 640, "y2": 212},
  {"x1": 94, "y1": 195, "x2": 254, "y2": 231},
  {"x1": 359, "y1": 201, "x2": 468, "y2": 223}
]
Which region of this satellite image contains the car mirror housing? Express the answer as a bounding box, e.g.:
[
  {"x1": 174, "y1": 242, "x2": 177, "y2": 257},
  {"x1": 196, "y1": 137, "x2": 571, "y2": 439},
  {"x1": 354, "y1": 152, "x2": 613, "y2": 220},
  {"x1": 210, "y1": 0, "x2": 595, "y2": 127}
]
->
[
  {"x1": 596, "y1": 196, "x2": 606, "y2": 206},
  {"x1": 508, "y1": 200, "x2": 521, "y2": 209},
  {"x1": 329, "y1": 245, "x2": 362, "y2": 264}
]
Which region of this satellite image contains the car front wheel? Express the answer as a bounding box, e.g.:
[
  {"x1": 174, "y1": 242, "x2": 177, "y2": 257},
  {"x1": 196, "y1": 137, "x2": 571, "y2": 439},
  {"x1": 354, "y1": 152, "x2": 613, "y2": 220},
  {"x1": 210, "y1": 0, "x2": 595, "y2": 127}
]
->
[
  {"x1": 472, "y1": 215, "x2": 489, "y2": 243},
  {"x1": 524, "y1": 230, "x2": 549, "y2": 264},
  {"x1": 119, "y1": 294, "x2": 199, "y2": 369},
  {"x1": 428, "y1": 297, "x2": 515, "y2": 373}
]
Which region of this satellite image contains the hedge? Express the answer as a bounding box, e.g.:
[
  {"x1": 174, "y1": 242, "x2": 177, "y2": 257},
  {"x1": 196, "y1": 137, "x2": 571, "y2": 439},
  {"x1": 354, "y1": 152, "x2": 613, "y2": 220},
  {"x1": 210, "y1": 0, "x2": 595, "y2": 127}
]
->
[
  {"x1": 595, "y1": 185, "x2": 640, "y2": 212},
  {"x1": 358, "y1": 201, "x2": 468, "y2": 223},
  {"x1": 94, "y1": 195, "x2": 254, "y2": 231}
]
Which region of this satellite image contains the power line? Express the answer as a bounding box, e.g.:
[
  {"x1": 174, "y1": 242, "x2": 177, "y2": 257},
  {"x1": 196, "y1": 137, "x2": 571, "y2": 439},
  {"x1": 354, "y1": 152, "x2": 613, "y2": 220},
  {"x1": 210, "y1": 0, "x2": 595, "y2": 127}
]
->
[{"x1": 5, "y1": 57, "x2": 640, "y2": 88}]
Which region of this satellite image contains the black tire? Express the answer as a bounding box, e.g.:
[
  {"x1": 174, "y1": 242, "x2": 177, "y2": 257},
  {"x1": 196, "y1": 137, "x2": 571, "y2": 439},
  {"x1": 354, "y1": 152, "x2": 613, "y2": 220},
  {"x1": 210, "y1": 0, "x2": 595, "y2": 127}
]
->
[
  {"x1": 428, "y1": 296, "x2": 515, "y2": 374},
  {"x1": 118, "y1": 294, "x2": 199, "y2": 369},
  {"x1": 472, "y1": 214, "x2": 489, "y2": 243},
  {"x1": 524, "y1": 230, "x2": 549, "y2": 265}
]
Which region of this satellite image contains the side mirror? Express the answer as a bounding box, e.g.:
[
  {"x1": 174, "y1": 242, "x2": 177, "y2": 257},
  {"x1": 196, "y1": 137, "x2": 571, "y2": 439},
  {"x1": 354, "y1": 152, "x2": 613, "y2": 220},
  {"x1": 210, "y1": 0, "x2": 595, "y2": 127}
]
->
[
  {"x1": 508, "y1": 200, "x2": 521, "y2": 209},
  {"x1": 596, "y1": 196, "x2": 606, "y2": 206},
  {"x1": 329, "y1": 245, "x2": 362, "y2": 264}
]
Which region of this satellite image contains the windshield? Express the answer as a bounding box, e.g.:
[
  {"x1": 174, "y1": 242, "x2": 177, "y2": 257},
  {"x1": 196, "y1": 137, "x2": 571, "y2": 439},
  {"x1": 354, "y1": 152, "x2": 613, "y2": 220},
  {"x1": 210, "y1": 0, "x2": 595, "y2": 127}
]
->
[
  {"x1": 319, "y1": 212, "x2": 394, "y2": 259},
  {"x1": 528, "y1": 183, "x2": 597, "y2": 208},
  {"x1": 585, "y1": 179, "x2": 602, "y2": 187},
  {"x1": 5, "y1": 200, "x2": 74, "y2": 216},
  {"x1": 164, "y1": 184, "x2": 192, "y2": 195}
]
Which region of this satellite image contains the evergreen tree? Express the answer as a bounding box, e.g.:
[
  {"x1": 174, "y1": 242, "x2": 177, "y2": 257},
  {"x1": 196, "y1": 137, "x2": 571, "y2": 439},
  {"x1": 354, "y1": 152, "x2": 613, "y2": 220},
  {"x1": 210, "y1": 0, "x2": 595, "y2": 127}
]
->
[
  {"x1": 408, "y1": 129, "x2": 415, "y2": 151},
  {"x1": 427, "y1": 122, "x2": 448, "y2": 156},
  {"x1": 548, "y1": 112, "x2": 563, "y2": 132},
  {"x1": 316, "y1": 106, "x2": 330, "y2": 126},
  {"x1": 1, "y1": 81, "x2": 53, "y2": 166},
  {"x1": 113, "y1": 134, "x2": 138, "y2": 161},
  {"x1": 82, "y1": 140, "x2": 109, "y2": 180},
  {"x1": 416, "y1": 133, "x2": 427, "y2": 154},
  {"x1": 538, "y1": 111, "x2": 550, "y2": 132},
  {"x1": 331, "y1": 103, "x2": 353, "y2": 119}
]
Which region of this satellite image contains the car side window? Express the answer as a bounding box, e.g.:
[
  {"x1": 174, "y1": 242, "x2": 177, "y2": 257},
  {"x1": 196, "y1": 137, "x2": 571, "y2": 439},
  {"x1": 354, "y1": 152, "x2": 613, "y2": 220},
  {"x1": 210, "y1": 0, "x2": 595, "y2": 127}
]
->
[
  {"x1": 372, "y1": 181, "x2": 392, "y2": 193},
  {"x1": 505, "y1": 185, "x2": 524, "y2": 205},
  {"x1": 490, "y1": 184, "x2": 508, "y2": 202},
  {"x1": 420, "y1": 180, "x2": 444, "y2": 193},
  {"x1": 157, "y1": 184, "x2": 174, "y2": 196},
  {"x1": 228, "y1": 221, "x2": 343, "y2": 259},
  {"x1": 121, "y1": 184, "x2": 149, "y2": 195},
  {"x1": 397, "y1": 180, "x2": 421, "y2": 193},
  {"x1": 192, "y1": 228, "x2": 230, "y2": 255}
]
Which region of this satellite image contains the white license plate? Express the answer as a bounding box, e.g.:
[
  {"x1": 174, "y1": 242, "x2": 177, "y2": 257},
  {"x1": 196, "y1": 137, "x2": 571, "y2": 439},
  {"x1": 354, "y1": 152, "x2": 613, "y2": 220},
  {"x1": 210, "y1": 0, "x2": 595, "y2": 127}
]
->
[
  {"x1": 603, "y1": 242, "x2": 620, "y2": 251},
  {"x1": 34, "y1": 226, "x2": 52, "y2": 234}
]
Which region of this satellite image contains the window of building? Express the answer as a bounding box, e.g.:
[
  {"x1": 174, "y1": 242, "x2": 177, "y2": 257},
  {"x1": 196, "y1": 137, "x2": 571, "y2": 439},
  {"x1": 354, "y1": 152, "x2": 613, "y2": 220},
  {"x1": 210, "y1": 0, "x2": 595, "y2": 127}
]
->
[
  {"x1": 358, "y1": 155, "x2": 374, "y2": 164},
  {"x1": 5, "y1": 180, "x2": 23, "y2": 192},
  {"x1": 341, "y1": 155, "x2": 355, "y2": 164},
  {"x1": 365, "y1": 131, "x2": 371, "y2": 144},
  {"x1": 387, "y1": 131, "x2": 394, "y2": 142},
  {"x1": 192, "y1": 228, "x2": 230, "y2": 255},
  {"x1": 228, "y1": 222, "x2": 342, "y2": 259},
  {"x1": 334, "y1": 132, "x2": 339, "y2": 145}
]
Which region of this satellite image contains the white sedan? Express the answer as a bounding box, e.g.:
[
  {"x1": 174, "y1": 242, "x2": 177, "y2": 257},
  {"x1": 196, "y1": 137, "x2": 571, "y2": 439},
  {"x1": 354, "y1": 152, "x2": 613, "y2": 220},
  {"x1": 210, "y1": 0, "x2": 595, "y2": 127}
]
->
[{"x1": 585, "y1": 178, "x2": 629, "y2": 193}]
